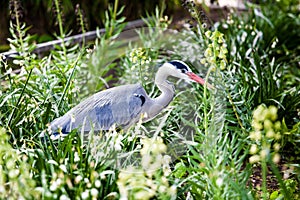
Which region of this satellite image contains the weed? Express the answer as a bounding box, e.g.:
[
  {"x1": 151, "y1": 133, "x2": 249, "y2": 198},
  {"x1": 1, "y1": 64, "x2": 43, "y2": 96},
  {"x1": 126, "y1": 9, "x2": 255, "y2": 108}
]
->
[{"x1": 0, "y1": 0, "x2": 299, "y2": 199}]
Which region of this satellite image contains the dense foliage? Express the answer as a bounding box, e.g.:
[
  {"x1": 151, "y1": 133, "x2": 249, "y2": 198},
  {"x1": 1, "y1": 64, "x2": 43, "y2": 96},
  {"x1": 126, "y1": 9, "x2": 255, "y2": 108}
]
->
[{"x1": 0, "y1": 0, "x2": 299, "y2": 199}]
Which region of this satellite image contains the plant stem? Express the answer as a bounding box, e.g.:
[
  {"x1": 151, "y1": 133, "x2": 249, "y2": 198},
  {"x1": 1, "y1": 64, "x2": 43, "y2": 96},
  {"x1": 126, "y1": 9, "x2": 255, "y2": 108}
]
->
[
  {"x1": 261, "y1": 158, "x2": 268, "y2": 200},
  {"x1": 57, "y1": 52, "x2": 82, "y2": 110},
  {"x1": 227, "y1": 91, "x2": 246, "y2": 131},
  {"x1": 203, "y1": 66, "x2": 213, "y2": 136},
  {"x1": 113, "y1": 0, "x2": 118, "y2": 21},
  {"x1": 108, "y1": 0, "x2": 119, "y2": 38},
  {"x1": 54, "y1": 0, "x2": 64, "y2": 39},
  {"x1": 269, "y1": 160, "x2": 290, "y2": 199},
  {"x1": 8, "y1": 68, "x2": 33, "y2": 127},
  {"x1": 13, "y1": 0, "x2": 24, "y2": 54},
  {"x1": 54, "y1": 0, "x2": 67, "y2": 58}
]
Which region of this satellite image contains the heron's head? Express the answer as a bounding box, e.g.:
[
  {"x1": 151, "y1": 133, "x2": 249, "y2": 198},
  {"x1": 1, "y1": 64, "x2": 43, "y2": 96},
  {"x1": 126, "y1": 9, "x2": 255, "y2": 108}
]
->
[{"x1": 164, "y1": 60, "x2": 206, "y2": 85}]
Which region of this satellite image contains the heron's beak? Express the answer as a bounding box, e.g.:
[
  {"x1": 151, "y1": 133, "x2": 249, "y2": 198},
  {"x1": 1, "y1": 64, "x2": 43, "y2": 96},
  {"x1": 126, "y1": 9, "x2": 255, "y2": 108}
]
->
[{"x1": 187, "y1": 72, "x2": 214, "y2": 89}]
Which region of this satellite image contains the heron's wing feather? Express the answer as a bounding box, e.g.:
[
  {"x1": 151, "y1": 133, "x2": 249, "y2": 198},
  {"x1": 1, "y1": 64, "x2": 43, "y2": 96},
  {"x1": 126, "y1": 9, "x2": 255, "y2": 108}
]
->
[
  {"x1": 49, "y1": 90, "x2": 113, "y2": 134},
  {"x1": 105, "y1": 84, "x2": 147, "y2": 128},
  {"x1": 50, "y1": 84, "x2": 148, "y2": 134}
]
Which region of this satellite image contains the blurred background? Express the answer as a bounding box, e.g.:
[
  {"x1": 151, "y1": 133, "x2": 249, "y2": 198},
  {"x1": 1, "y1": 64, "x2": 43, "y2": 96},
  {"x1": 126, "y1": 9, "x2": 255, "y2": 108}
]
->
[
  {"x1": 0, "y1": 0, "x2": 251, "y2": 52},
  {"x1": 0, "y1": 0, "x2": 183, "y2": 50}
]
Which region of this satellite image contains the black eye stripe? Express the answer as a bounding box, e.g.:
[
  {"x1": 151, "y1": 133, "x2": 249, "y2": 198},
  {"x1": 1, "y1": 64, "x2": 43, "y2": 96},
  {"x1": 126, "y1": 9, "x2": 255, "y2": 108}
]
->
[{"x1": 169, "y1": 61, "x2": 189, "y2": 71}]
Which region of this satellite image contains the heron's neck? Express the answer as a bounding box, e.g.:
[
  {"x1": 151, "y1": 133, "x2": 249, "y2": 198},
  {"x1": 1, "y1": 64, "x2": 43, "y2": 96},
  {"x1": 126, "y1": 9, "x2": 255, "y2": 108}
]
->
[
  {"x1": 142, "y1": 66, "x2": 175, "y2": 122},
  {"x1": 153, "y1": 66, "x2": 175, "y2": 109}
]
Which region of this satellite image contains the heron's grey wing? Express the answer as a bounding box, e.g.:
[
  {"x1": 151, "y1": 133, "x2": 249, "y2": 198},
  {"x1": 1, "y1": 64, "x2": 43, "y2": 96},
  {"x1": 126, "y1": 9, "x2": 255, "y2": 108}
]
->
[
  {"x1": 106, "y1": 84, "x2": 147, "y2": 129},
  {"x1": 49, "y1": 90, "x2": 114, "y2": 134},
  {"x1": 49, "y1": 84, "x2": 148, "y2": 135}
]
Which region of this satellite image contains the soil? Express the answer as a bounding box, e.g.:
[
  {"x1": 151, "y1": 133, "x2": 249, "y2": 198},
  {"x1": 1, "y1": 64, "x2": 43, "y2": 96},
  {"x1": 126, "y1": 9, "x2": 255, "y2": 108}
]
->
[
  {"x1": 248, "y1": 160, "x2": 298, "y2": 196},
  {"x1": 249, "y1": 164, "x2": 280, "y2": 192}
]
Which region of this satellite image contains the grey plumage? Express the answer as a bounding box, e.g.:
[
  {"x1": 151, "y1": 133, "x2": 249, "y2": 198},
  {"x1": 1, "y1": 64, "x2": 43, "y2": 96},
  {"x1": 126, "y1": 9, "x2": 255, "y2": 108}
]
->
[
  {"x1": 43, "y1": 60, "x2": 209, "y2": 139},
  {"x1": 50, "y1": 84, "x2": 148, "y2": 133}
]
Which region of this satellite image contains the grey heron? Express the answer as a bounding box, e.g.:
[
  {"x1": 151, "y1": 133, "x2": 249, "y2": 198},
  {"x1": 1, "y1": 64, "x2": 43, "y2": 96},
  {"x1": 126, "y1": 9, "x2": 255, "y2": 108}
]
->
[{"x1": 44, "y1": 60, "x2": 211, "y2": 140}]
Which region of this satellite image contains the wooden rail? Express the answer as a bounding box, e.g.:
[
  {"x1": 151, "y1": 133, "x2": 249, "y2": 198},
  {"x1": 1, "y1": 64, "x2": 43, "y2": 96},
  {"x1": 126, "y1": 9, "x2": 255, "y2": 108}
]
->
[{"x1": 1, "y1": 19, "x2": 147, "y2": 61}]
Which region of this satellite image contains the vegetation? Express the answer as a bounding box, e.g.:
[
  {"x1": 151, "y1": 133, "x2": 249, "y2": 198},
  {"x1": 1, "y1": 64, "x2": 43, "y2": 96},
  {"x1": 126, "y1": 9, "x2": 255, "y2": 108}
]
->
[{"x1": 0, "y1": 0, "x2": 299, "y2": 199}]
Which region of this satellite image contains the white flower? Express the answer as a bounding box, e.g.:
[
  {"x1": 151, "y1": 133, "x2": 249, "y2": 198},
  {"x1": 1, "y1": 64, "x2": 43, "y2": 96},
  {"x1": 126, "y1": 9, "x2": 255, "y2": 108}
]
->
[
  {"x1": 75, "y1": 175, "x2": 83, "y2": 184},
  {"x1": 158, "y1": 185, "x2": 167, "y2": 193},
  {"x1": 50, "y1": 181, "x2": 58, "y2": 191},
  {"x1": 59, "y1": 164, "x2": 67, "y2": 173},
  {"x1": 60, "y1": 194, "x2": 70, "y2": 200},
  {"x1": 249, "y1": 144, "x2": 258, "y2": 154},
  {"x1": 271, "y1": 38, "x2": 278, "y2": 48},
  {"x1": 169, "y1": 185, "x2": 177, "y2": 196},
  {"x1": 216, "y1": 177, "x2": 223, "y2": 187},
  {"x1": 114, "y1": 135, "x2": 123, "y2": 151},
  {"x1": 6, "y1": 159, "x2": 15, "y2": 168},
  {"x1": 91, "y1": 188, "x2": 98, "y2": 197},
  {"x1": 141, "y1": 154, "x2": 152, "y2": 169},
  {"x1": 5, "y1": 68, "x2": 13, "y2": 75},
  {"x1": 48, "y1": 160, "x2": 59, "y2": 166},
  {"x1": 273, "y1": 153, "x2": 280, "y2": 164},
  {"x1": 273, "y1": 143, "x2": 280, "y2": 152},
  {"x1": 266, "y1": 130, "x2": 275, "y2": 138},
  {"x1": 268, "y1": 106, "x2": 278, "y2": 121},
  {"x1": 8, "y1": 169, "x2": 19, "y2": 178},
  {"x1": 274, "y1": 121, "x2": 281, "y2": 130},
  {"x1": 249, "y1": 155, "x2": 260, "y2": 164},
  {"x1": 74, "y1": 152, "x2": 80, "y2": 162},
  {"x1": 240, "y1": 31, "x2": 247, "y2": 43},
  {"x1": 56, "y1": 178, "x2": 62, "y2": 186},
  {"x1": 253, "y1": 105, "x2": 265, "y2": 121},
  {"x1": 81, "y1": 190, "x2": 89, "y2": 199},
  {"x1": 95, "y1": 180, "x2": 101, "y2": 188},
  {"x1": 84, "y1": 178, "x2": 89, "y2": 183},
  {"x1": 249, "y1": 131, "x2": 262, "y2": 140},
  {"x1": 264, "y1": 119, "x2": 273, "y2": 130}
]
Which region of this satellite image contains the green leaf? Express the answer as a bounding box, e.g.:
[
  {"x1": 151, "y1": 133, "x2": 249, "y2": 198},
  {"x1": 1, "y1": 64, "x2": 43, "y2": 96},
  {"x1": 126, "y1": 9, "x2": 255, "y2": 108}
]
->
[
  {"x1": 173, "y1": 162, "x2": 186, "y2": 179},
  {"x1": 270, "y1": 191, "x2": 279, "y2": 200}
]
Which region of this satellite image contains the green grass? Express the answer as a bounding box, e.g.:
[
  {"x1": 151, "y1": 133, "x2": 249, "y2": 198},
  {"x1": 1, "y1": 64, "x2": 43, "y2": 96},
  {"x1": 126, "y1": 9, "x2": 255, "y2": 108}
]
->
[{"x1": 0, "y1": 0, "x2": 299, "y2": 199}]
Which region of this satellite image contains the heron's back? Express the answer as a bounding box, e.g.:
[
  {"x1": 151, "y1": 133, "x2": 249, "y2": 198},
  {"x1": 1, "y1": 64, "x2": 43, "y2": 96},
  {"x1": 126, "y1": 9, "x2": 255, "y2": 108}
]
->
[{"x1": 49, "y1": 84, "x2": 148, "y2": 136}]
